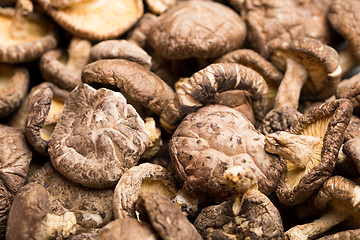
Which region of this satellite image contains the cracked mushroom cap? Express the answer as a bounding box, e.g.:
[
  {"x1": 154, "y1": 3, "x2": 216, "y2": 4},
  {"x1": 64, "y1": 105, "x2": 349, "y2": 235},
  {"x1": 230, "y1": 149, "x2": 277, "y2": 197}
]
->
[
  {"x1": 37, "y1": 0, "x2": 143, "y2": 41},
  {"x1": 169, "y1": 105, "x2": 284, "y2": 200},
  {"x1": 89, "y1": 39, "x2": 151, "y2": 66},
  {"x1": 82, "y1": 59, "x2": 175, "y2": 117},
  {"x1": 6, "y1": 162, "x2": 114, "y2": 240},
  {"x1": 160, "y1": 63, "x2": 268, "y2": 132},
  {"x1": 25, "y1": 82, "x2": 69, "y2": 156},
  {"x1": 268, "y1": 37, "x2": 341, "y2": 101},
  {"x1": 148, "y1": 1, "x2": 246, "y2": 60},
  {"x1": 113, "y1": 163, "x2": 179, "y2": 219},
  {"x1": 48, "y1": 83, "x2": 151, "y2": 188},
  {"x1": 336, "y1": 73, "x2": 360, "y2": 109},
  {"x1": 0, "y1": 2, "x2": 58, "y2": 63},
  {"x1": 265, "y1": 99, "x2": 353, "y2": 205},
  {"x1": 40, "y1": 37, "x2": 92, "y2": 91},
  {"x1": 0, "y1": 64, "x2": 29, "y2": 118},
  {"x1": 0, "y1": 124, "x2": 32, "y2": 237},
  {"x1": 135, "y1": 192, "x2": 202, "y2": 240}
]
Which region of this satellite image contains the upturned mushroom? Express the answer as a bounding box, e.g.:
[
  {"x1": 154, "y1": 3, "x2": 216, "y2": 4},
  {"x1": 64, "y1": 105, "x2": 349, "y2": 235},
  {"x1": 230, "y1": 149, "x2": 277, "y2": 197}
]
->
[
  {"x1": 37, "y1": 0, "x2": 144, "y2": 41},
  {"x1": 194, "y1": 166, "x2": 285, "y2": 239},
  {"x1": 48, "y1": 83, "x2": 151, "y2": 188},
  {"x1": 265, "y1": 99, "x2": 353, "y2": 205},
  {"x1": 0, "y1": 0, "x2": 58, "y2": 63},
  {"x1": 40, "y1": 37, "x2": 92, "y2": 91},
  {"x1": 160, "y1": 63, "x2": 269, "y2": 131}
]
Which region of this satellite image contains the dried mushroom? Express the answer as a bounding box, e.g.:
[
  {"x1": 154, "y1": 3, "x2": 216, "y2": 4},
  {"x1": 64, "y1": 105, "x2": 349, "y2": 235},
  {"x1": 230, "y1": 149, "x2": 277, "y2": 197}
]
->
[
  {"x1": 285, "y1": 176, "x2": 360, "y2": 239},
  {"x1": 48, "y1": 83, "x2": 151, "y2": 188},
  {"x1": 68, "y1": 229, "x2": 100, "y2": 240},
  {"x1": 145, "y1": 0, "x2": 175, "y2": 15},
  {"x1": 25, "y1": 82, "x2": 69, "y2": 156},
  {"x1": 317, "y1": 229, "x2": 360, "y2": 240},
  {"x1": 0, "y1": 64, "x2": 29, "y2": 118},
  {"x1": 0, "y1": 124, "x2": 32, "y2": 237},
  {"x1": 126, "y1": 13, "x2": 157, "y2": 48},
  {"x1": 160, "y1": 63, "x2": 269, "y2": 131},
  {"x1": 344, "y1": 116, "x2": 360, "y2": 142},
  {"x1": 265, "y1": 99, "x2": 353, "y2": 205},
  {"x1": 37, "y1": 0, "x2": 144, "y2": 41},
  {"x1": 336, "y1": 72, "x2": 360, "y2": 109},
  {"x1": 135, "y1": 192, "x2": 202, "y2": 240},
  {"x1": 113, "y1": 163, "x2": 178, "y2": 219},
  {"x1": 148, "y1": 1, "x2": 246, "y2": 60},
  {"x1": 0, "y1": 0, "x2": 58, "y2": 63},
  {"x1": 194, "y1": 166, "x2": 284, "y2": 239},
  {"x1": 343, "y1": 137, "x2": 360, "y2": 175},
  {"x1": 6, "y1": 163, "x2": 114, "y2": 240},
  {"x1": 40, "y1": 37, "x2": 92, "y2": 91},
  {"x1": 169, "y1": 105, "x2": 284, "y2": 201}
]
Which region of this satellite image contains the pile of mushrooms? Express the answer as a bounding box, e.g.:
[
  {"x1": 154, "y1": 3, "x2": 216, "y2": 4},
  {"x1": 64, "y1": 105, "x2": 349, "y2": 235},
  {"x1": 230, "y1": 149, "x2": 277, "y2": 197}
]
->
[{"x1": 2, "y1": 0, "x2": 360, "y2": 239}]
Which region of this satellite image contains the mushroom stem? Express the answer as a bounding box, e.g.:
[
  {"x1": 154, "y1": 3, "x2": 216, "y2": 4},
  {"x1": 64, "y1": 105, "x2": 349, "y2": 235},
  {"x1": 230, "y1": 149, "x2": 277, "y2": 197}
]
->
[
  {"x1": 339, "y1": 44, "x2": 359, "y2": 77},
  {"x1": 66, "y1": 38, "x2": 92, "y2": 79},
  {"x1": 10, "y1": 0, "x2": 33, "y2": 40},
  {"x1": 285, "y1": 207, "x2": 349, "y2": 240},
  {"x1": 274, "y1": 58, "x2": 308, "y2": 110},
  {"x1": 172, "y1": 188, "x2": 201, "y2": 217}
]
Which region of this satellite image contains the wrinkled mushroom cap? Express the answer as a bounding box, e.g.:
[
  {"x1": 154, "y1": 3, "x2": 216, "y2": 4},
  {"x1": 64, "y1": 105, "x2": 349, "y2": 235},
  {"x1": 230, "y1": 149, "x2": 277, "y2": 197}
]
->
[
  {"x1": 38, "y1": 0, "x2": 144, "y2": 41},
  {"x1": 48, "y1": 83, "x2": 151, "y2": 188},
  {"x1": 343, "y1": 137, "x2": 360, "y2": 175},
  {"x1": 148, "y1": 1, "x2": 246, "y2": 60},
  {"x1": 344, "y1": 116, "x2": 360, "y2": 142},
  {"x1": 336, "y1": 73, "x2": 360, "y2": 109}
]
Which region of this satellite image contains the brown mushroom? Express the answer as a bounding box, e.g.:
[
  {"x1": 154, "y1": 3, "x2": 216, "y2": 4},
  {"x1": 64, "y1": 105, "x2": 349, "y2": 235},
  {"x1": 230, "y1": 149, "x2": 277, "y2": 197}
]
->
[
  {"x1": 343, "y1": 137, "x2": 360, "y2": 175},
  {"x1": 24, "y1": 82, "x2": 69, "y2": 156},
  {"x1": 344, "y1": 116, "x2": 360, "y2": 142},
  {"x1": 37, "y1": 0, "x2": 144, "y2": 41},
  {"x1": 160, "y1": 63, "x2": 269, "y2": 132},
  {"x1": 40, "y1": 37, "x2": 92, "y2": 91},
  {"x1": 113, "y1": 163, "x2": 179, "y2": 219},
  {"x1": 135, "y1": 192, "x2": 202, "y2": 240},
  {"x1": 265, "y1": 99, "x2": 353, "y2": 205},
  {"x1": 125, "y1": 13, "x2": 157, "y2": 48},
  {"x1": 148, "y1": 1, "x2": 246, "y2": 60},
  {"x1": 0, "y1": 64, "x2": 29, "y2": 118},
  {"x1": 144, "y1": 0, "x2": 175, "y2": 15},
  {"x1": 0, "y1": 0, "x2": 58, "y2": 63},
  {"x1": 69, "y1": 229, "x2": 101, "y2": 240},
  {"x1": 194, "y1": 166, "x2": 285, "y2": 239},
  {"x1": 336, "y1": 72, "x2": 360, "y2": 109},
  {"x1": 317, "y1": 229, "x2": 360, "y2": 240},
  {"x1": 48, "y1": 83, "x2": 151, "y2": 188}
]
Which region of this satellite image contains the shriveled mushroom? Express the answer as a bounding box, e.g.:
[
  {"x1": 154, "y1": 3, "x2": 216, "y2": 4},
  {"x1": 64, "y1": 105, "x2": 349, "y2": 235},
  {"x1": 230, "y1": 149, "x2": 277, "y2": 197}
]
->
[
  {"x1": 48, "y1": 83, "x2": 151, "y2": 188},
  {"x1": 336, "y1": 72, "x2": 360, "y2": 109},
  {"x1": 148, "y1": 1, "x2": 246, "y2": 60},
  {"x1": 25, "y1": 82, "x2": 69, "y2": 156},
  {"x1": 343, "y1": 137, "x2": 360, "y2": 175},
  {"x1": 265, "y1": 99, "x2": 353, "y2": 205},
  {"x1": 160, "y1": 63, "x2": 269, "y2": 131},
  {"x1": 113, "y1": 163, "x2": 179, "y2": 219},
  {"x1": 40, "y1": 37, "x2": 92, "y2": 91},
  {"x1": 0, "y1": 64, "x2": 29, "y2": 118},
  {"x1": 37, "y1": 0, "x2": 144, "y2": 41},
  {"x1": 344, "y1": 116, "x2": 360, "y2": 142},
  {"x1": 194, "y1": 166, "x2": 285, "y2": 239},
  {"x1": 6, "y1": 162, "x2": 114, "y2": 240},
  {"x1": 0, "y1": 0, "x2": 58, "y2": 63}
]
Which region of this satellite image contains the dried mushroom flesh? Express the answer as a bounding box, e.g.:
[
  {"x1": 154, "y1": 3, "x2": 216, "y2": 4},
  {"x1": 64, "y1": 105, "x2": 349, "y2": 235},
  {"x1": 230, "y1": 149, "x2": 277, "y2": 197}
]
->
[
  {"x1": 135, "y1": 192, "x2": 202, "y2": 240},
  {"x1": 25, "y1": 82, "x2": 69, "y2": 156},
  {"x1": 265, "y1": 99, "x2": 353, "y2": 205},
  {"x1": 344, "y1": 116, "x2": 360, "y2": 142},
  {"x1": 336, "y1": 72, "x2": 360, "y2": 109},
  {"x1": 343, "y1": 137, "x2": 360, "y2": 175},
  {"x1": 113, "y1": 163, "x2": 178, "y2": 219},
  {"x1": 160, "y1": 63, "x2": 268, "y2": 132},
  {"x1": 169, "y1": 105, "x2": 284, "y2": 200},
  {"x1": 37, "y1": 0, "x2": 144, "y2": 41},
  {"x1": 48, "y1": 83, "x2": 151, "y2": 188},
  {"x1": 0, "y1": 1, "x2": 58, "y2": 63},
  {"x1": 0, "y1": 124, "x2": 32, "y2": 237},
  {"x1": 6, "y1": 163, "x2": 114, "y2": 240},
  {"x1": 40, "y1": 37, "x2": 92, "y2": 91},
  {"x1": 0, "y1": 64, "x2": 29, "y2": 118},
  {"x1": 148, "y1": 1, "x2": 246, "y2": 60}
]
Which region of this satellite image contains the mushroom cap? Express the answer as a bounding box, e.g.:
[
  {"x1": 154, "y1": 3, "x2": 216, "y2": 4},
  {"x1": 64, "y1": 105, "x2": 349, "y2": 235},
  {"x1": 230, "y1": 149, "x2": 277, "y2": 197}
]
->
[
  {"x1": 268, "y1": 37, "x2": 341, "y2": 101},
  {"x1": 273, "y1": 99, "x2": 353, "y2": 205},
  {"x1": 0, "y1": 8, "x2": 58, "y2": 63},
  {"x1": 344, "y1": 116, "x2": 360, "y2": 142},
  {"x1": 0, "y1": 64, "x2": 29, "y2": 118},
  {"x1": 125, "y1": 13, "x2": 157, "y2": 48},
  {"x1": 48, "y1": 83, "x2": 151, "y2": 188},
  {"x1": 25, "y1": 82, "x2": 69, "y2": 156},
  {"x1": 37, "y1": 0, "x2": 144, "y2": 41},
  {"x1": 343, "y1": 137, "x2": 360, "y2": 175},
  {"x1": 89, "y1": 39, "x2": 151, "y2": 66},
  {"x1": 160, "y1": 63, "x2": 268, "y2": 132},
  {"x1": 169, "y1": 105, "x2": 284, "y2": 199},
  {"x1": 113, "y1": 163, "x2": 179, "y2": 219},
  {"x1": 135, "y1": 192, "x2": 202, "y2": 240},
  {"x1": 82, "y1": 59, "x2": 175, "y2": 116},
  {"x1": 0, "y1": 124, "x2": 32, "y2": 237},
  {"x1": 148, "y1": 1, "x2": 246, "y2": 60},
  {"x1": 336, "y1": 73, "x2": 360, "y2": 109}
]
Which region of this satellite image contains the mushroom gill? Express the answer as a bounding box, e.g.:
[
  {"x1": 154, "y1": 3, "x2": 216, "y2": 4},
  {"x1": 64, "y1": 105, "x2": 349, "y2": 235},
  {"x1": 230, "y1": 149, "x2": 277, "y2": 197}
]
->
[{"x1": 39, "y1": 97, "x2": 65, "y2": 141}]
